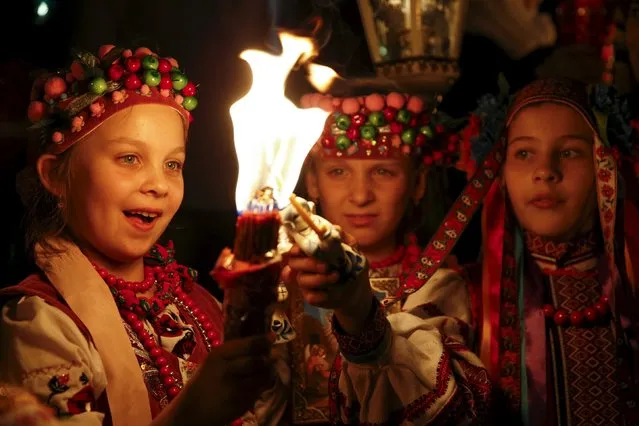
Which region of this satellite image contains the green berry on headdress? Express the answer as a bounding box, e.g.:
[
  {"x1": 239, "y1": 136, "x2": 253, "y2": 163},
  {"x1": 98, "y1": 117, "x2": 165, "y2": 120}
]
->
[
  {"x1": 401, "y1": 129, "x2": 416, "y2": 145},
  {"x1": 182, "y1": 96, "x2": 198, "y2": 111},
  {"x1": 336, "y1": 135, "x2": 352, "y2": 150},
  {"x1": 142, "y1": 55, "x2": 159, "y2": 70},
  {"x1": 88, "y1": 77, "x2": 108, "y2": 95},
  {"x1": 171, "y1": 72, "x2": 188, "y2": 91},
  {"x1": 144, "y1": 70, "x2": 162, "y2": 87},
  {"x1": 335, "y1": 114, "x2": 351, "y2": 131},
  {"x1": 396, "y1": 109, "x2": 412, "y2": 124},
  {"x1": 419, "y1": 125, "x2": 434, "y2": 139},
  {"x1": 360, "y1": 124, "x2": 378, "y2": 141},
  {"x1": 368, "y1": 111, "x2": 385, "y2": 127}
]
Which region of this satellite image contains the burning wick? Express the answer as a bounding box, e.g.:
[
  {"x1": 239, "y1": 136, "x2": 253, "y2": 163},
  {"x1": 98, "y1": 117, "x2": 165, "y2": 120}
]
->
[{"x1": 289, "y1": 193, "x2": 327, "y2": 239}]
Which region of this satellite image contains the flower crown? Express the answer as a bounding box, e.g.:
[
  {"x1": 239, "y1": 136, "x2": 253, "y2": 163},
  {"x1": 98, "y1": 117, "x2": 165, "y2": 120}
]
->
[
  {"x1": 27, "y1": 45, "x2": 198, "y2": 154},
  {"x1": 466, "y1": 76, "x2": 639, "y2": 174},
  {"x1": 302, "y1": 92, "x2": 470, "y2": 167}
]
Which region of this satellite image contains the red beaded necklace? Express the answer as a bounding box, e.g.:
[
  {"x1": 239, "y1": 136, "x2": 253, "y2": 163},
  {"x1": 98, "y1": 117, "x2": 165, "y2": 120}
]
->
[
  {"x1": 369, "y1": 234, "x2": 421, "y2": 272},
  {"x1": 93, "y1": 260, "x2": 220, "y2": 401}
]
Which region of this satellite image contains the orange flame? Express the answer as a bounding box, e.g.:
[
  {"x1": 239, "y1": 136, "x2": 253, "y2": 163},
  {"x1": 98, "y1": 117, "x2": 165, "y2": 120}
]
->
[{"x1": 230, "y1": 32, "x2": 336, "y2": 211}]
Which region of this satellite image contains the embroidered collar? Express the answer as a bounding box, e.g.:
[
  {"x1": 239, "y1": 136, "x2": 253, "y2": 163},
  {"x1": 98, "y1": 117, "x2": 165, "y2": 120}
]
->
[{"x1": 524, "y1": 230, "x2": 599, "y2": 266}]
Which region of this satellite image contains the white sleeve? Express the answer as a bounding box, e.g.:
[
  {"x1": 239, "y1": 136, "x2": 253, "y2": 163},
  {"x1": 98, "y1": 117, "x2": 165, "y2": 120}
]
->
[
  {"x1": 331, "y1": 269, "x2": 491, "y2": 425},
  {"x1": 0, "y1": 296, "x2": 108, "y2": 425}
]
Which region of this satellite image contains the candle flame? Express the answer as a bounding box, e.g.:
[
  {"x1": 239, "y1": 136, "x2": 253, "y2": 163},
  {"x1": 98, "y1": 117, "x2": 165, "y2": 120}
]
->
[
  {"x1": 307, "y1": 63, "x2": 340, "y2": 93},
  {"x1": 230, "y1": 32, "x2": 334, "y2": 212}
]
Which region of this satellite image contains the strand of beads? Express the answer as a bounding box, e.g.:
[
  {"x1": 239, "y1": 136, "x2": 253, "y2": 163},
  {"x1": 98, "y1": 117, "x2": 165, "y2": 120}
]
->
[
  {"x1": 542, "y1": 295, "x2": 611, "y2": 327},
  {"x1": 172, "y1": 285, "x2": 220, "y2": 351},
  {"x1": 95, "y1": 264, "x2": 156, "y2": 292}
]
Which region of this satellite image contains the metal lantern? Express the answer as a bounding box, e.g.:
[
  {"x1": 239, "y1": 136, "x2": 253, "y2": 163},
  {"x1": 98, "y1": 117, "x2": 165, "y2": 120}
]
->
[{"x1": 356, "y1": 0, "x2": 468, "y2": 94}]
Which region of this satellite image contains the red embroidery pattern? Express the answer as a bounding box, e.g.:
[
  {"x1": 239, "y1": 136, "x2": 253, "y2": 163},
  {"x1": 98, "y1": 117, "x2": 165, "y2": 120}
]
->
[
  {"x1": 328, "y1": 337, "x2": 492, "y2": 425},
  {"x1": 331, "y1": 300, "x2": 388, "y2": 357}
]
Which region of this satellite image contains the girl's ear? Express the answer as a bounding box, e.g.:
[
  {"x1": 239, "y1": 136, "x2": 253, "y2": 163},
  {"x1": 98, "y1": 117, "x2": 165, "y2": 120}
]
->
[
  {"x1": 36, "y1": 154, "x2": 65, "y2": 198},
  {"x1": 412, "y1": 166, "x2": 427, "y2": 204}
]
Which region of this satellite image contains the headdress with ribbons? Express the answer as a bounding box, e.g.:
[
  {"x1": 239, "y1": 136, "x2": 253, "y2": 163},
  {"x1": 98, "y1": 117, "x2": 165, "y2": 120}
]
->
[
  {"x1": 26, "y1": 45, "x2": 198, "y2": 156},
  {"x1": 385, "y1": 76, "x2": 639, "y2": 420}
]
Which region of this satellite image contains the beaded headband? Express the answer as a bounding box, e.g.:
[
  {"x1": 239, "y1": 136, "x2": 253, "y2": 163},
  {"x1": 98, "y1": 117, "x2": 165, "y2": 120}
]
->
[
  {"x1": 302, "y1": 92, "x2": 469, "y2": 166},
  {"x1": 27, "y1": 45, "x2": 198, "y2": 155}
]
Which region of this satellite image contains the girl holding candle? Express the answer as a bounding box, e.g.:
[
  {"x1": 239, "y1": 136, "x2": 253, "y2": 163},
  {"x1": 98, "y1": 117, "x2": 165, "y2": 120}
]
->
[
  {"x1": 0, "y1": 45, "x2": 279, "y2": 425},
  {"x1": 402, "y1": 77, "x2": 639, "y2": 425},
  {"x1": 284, "y1": 92, "x2": 491, "y2": 424}
]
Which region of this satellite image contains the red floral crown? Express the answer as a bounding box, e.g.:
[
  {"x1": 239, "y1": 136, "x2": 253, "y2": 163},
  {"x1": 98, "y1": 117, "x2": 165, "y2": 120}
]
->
[
  {"x1": 302, "y1": 92, "x2": 470, "y2": 167},
  {"x1": 27, "y1": 45, "x2": 198, "y2": 154}
]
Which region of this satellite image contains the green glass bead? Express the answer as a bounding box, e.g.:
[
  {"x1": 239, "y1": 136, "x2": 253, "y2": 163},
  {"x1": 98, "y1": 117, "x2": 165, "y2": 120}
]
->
[
  {"x1": 182, "y1": 96, "x2": 198, "y2": 111},
  {"x1": 396, "y1": 109, "x2": 412, "y2": 124},
  {"x1": 336, "y1": 135, "x2": 352, "y2": 150},
  {"x1": 420, "y1": 126, "x2": 434, "y2": 139},
  {"x1": 142, "y1": 55, "x2": 159, "y2": 70},
  {"x1": 171, "y1": 72, "x2": 189, "y2": 91},
  {"x1": 368, "y1": 111, "x2": 385, "y2": 126},
  {"x1": 88, "y1": 77, "x2": 107, "y2": 95},
  {"x1": 401, "y1": 129, "x2": 416, "y2": 144},
  {"x1": 143, "y1": 70, "x2": 161, "y2": 87},
  {"x1": 360, "y1": 124, "x2": 378, "y2": 140},
  {"x1": 335, "y1": 114, "x2": 351, "y2": 130}
]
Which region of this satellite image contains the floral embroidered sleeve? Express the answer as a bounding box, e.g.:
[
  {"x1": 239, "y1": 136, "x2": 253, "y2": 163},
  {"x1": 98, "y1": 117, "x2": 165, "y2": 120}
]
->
[
  {"x1": 0, "y1": 296, "x2": 107, "y2": 425},
  {"x1": 330, "y1": 269, "x2": 492, "y2": 425}
]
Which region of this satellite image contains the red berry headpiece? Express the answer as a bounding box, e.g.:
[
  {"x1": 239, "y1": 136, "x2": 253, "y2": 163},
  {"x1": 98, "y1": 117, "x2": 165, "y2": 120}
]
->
[{"x1": 27, "y1": 45, "x2": 198, "y2": 154}]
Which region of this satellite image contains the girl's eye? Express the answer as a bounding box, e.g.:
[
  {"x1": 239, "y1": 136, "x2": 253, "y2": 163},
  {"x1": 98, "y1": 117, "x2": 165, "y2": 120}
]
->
[
  {"x1": 514, "y1": 150, "x2": 530, "y2": 160},
  {"x1": 120, "y1": 155, "x2": 139, "y2": 165},
  {"x1": 374, "y1": 168, "x2": 394, "y2": 176},
  {"x1": 560, "y1": 149, "x2": 580, "y2": 159},
  {"x1": 327, "y1": 168, "x2": 345, "y2": 176},
  {"x1": 166, "y1": 161, "x2": 183, "y2": 171}
]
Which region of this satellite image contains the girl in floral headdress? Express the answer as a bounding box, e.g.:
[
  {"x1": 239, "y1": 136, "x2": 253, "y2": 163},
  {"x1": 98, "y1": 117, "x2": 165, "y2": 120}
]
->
[
  {"x1": 282, "y1": 92, "x2": 491, "y2": 425},
  {"x1": 0, "y1": 45, "x2": 281, "y2": 426},
  {"x1": 401, "y1": 77, "x2": 639, "y2": 425}
]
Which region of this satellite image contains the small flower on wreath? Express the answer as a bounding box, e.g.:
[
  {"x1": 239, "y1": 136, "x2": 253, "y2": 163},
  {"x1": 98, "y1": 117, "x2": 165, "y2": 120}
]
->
[
  {"x1": 140, "y1": 84, "x2": 152, "y2": 96},
  {"x1": 89, "y1": 101, "x2": 105, "y2": 118},
  {"x1": 112, "y1": 89, "x2": 128, "y2": 104},
  {"x1": 71, "y1": 116, "x2": 84, "y2": 133}
]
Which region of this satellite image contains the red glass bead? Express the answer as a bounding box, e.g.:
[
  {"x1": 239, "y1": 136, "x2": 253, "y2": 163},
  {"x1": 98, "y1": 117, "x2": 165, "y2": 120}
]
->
[
  {"x1": 433, "y1": 151, "x2": 444, "y2": 162},
  {"x1": 154, "y1": 266, "x2": 163, "y2": 273},
  {"x1": 212, "y1": 339, "x2": 221, "y2": 347},
  {"x1": 132, "y1": 320, "x2": 145, "y2": 332},
  {"x1": 542, "y1": 304, "x2": 555, "y2": 318},
  {"x1": 447, "y1": 143, "x2": 457, "y2": 152},
  {"x1": 157, "y1": 272, "x2": 167, "y2": 281},
  {"x1": 155, "y1": 357, "x2": 168, "y2": 367},
  {"x1": 167, "y1": 386, "x2": 180, "y2": 398},
  {"x1": 448, "y1": 134, "x2": 460, "y2": 143},
  {"x1": 206, "y1": 330, "x2": 218, "y2": 341},
  {"x1": 159, "y1": 366, "x2": 172, "y2": 377},
  {"x1": 185, "y1": 300, "x2": 195, "y2": 309},
  {"x1": 423, "y1": 156, "x2": 433, "y2": 165},
  {"x1": 157, "y1": 58, "x2": 172, "y2": 74},
  {"x1": 435, "y1": 124, "x2": 445, "y2": 134},
  {"x1": 382, "y1": 107, "x2": 397, "y2": 121},
  {"x1": 191, "y1": 307, "x2": 201, "y2": 316},
  {"x1": 108, "y1": 64, "x2": 125, "y2": 81},
  {"x1": 584, "y1": 307, "x2": 598, "y2": 322},
  {"x1": 197, "y1": 314, "x2": 207, "y2": 323},
  {"x1": 116, "y1": 278, "x2": 125, "y2": 288},
  {"x1": 182, "y1": 82, "x2": 197, "y2": 97},
  {"x1": 159, "y1": 74, "x2": 172, "y2": 90},
  {"x1": 125, "y1": 312, "x2": 138, "y2": 323},
  {"x1": 346, "y1": 127, "x2": 359, "y2": 140},
  {"x1": 352, "y1": 113, "x2": 366, "y2": 127},
  {"x1": 125, "y1": 57, "x2": 141, "y2": 72},
  {"x1": 124, "y1": 74, "x2": 142, "y2": 90},
  {"x1": 389, "y1": 122, "x2": 403, "y2": 134},
  {"x1": 202, "y1": 321, "x2": 213, "y2": 331},
  {"x1": 553, "y1": 309, "x2": 569, "y2": 326},
  {"x1": 600, "y1": 295, "x2": 610, "y2": 304},
  {"x1": 98, "y1": 269, "x2": 108, "y2": 278},
  {"x1": 143, "y1": 337, "x2": 157, "y2": 349},
  {"x1": 150, "y1": 347, "x2": 162, "y2": 358},
  {"x1": 415, "y1": 133, "x2": 426, "y2": 147},
  {"x1": 594, "y1": 301, "x2": 610, "y2": 316},
  {"x1": 106, "y1": 276, "x2": 117, "y2": 286},
  {"x1": 570, "y1": 310, "x2": 585, "y2": 327},
  {"x1": 138, "y1": 330, "x2": 150, "y2": 341}
]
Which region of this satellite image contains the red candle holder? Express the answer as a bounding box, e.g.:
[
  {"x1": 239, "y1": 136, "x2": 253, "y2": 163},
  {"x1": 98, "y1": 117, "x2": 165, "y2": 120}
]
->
[{"x1": 212, "y1": 211, "x2": 281, "y2": 341}]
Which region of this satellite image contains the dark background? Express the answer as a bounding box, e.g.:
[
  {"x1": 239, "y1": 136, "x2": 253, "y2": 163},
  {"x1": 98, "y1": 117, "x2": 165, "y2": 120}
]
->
[{"x1": 0, "y1": 0, "x2": 567, "y2": 293}]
